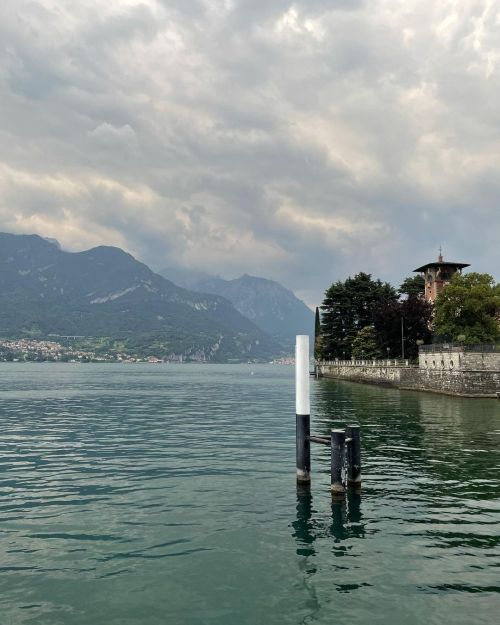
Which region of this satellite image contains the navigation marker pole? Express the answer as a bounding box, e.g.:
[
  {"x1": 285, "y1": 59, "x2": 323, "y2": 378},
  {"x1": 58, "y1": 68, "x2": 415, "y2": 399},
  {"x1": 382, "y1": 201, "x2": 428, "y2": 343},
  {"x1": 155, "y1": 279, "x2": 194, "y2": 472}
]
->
[{"x1": 296, "y1": 335, "x2": 311, "y2": 484}]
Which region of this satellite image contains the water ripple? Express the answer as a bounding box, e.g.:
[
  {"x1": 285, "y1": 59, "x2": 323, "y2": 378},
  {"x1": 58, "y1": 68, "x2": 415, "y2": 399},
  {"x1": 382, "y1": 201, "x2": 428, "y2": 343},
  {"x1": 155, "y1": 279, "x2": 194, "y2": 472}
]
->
[{"x1": 0, "y1": 363, "x2": 499, "y2": 625}]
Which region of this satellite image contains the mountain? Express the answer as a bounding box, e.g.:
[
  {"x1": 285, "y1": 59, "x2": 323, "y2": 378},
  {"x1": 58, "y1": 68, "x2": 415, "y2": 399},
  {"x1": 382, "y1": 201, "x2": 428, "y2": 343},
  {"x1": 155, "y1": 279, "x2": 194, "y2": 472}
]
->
[
  {"x1": 0, "y1": 233, "x2": 282, "y2": 362},
  {"x1": 159, "y1": 266, "x2": 212, "y2": 291},
  {"x1": 160, "y1": 268, "x2": 314, "y2": 349}
]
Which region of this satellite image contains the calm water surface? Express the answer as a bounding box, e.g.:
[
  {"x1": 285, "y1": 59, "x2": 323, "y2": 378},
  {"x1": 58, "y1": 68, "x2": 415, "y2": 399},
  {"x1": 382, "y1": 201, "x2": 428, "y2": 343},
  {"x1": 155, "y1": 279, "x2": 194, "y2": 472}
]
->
[{"x1": 0, "y1": 363, "x2": 499, "y2": 625}]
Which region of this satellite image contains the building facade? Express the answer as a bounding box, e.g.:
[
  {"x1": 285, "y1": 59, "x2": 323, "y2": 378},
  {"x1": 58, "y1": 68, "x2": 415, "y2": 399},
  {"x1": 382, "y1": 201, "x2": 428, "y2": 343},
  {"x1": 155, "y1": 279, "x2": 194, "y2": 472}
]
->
[{"x1": 413, "y1": 252, "x2": 469, "y2": 303}]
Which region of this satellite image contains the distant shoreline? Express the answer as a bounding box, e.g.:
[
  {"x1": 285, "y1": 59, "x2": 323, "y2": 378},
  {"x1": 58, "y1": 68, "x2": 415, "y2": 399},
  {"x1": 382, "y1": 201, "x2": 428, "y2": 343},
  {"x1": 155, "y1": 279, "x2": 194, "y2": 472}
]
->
[{"x1": 0, "y1": 360, "x2": 290, "y2": 365}]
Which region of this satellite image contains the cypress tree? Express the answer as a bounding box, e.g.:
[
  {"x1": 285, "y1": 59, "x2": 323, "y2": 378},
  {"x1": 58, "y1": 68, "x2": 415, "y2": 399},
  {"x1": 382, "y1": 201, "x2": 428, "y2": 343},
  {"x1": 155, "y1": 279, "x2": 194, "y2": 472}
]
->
[{"x1": 314, "y1": 307, "x2": 322, "y2": 360}]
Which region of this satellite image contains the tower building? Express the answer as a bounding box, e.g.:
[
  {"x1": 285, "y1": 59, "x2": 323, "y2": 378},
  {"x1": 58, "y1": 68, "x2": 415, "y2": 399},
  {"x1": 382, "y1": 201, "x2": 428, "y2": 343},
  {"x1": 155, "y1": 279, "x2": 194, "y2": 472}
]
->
[{"x1": 413, "y1": 250, "x2": 469, "y2": 303}]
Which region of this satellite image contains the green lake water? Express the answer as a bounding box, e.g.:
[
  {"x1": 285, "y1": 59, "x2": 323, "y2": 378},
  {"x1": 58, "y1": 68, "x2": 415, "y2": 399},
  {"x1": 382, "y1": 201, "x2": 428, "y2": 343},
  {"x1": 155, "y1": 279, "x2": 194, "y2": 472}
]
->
[{"x1": 0, "y1": 363, "x2": 499, "y2": 625}]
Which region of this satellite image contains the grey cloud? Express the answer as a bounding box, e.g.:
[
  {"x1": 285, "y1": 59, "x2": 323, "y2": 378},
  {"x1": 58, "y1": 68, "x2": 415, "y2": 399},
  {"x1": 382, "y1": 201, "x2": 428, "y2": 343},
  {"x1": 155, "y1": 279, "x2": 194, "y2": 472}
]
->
[{"x1": 0, "y1": 0, "x2": 499, "y2": 309}]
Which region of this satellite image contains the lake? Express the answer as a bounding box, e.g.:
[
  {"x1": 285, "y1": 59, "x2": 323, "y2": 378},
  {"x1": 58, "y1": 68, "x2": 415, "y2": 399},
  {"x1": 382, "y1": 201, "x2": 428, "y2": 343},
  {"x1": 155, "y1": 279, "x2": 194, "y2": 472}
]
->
[{"x1": 0, "y1": 363, "x2": 499, "y2": 624}]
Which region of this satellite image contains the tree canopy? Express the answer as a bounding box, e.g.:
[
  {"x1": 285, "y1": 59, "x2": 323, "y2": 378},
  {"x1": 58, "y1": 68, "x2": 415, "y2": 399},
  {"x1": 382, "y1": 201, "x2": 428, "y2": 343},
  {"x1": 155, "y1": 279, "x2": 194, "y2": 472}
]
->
[
  {"x1": 318, "y1": 269, "x2": 499, "y2": 362},
  {"x1": 320, "y1": 272, "x2": 397, "y2": 358},
  {"x1": 373, "y1": 294, "x2": 433, "y2": 359},
  {"x1": 434, "y1": 272, "x2": 500, "y2": 344},
  {"x1": 351, "y1": 326, "x2": 380, "y2": 359},
  {"x1": 399, "y1": 275, "x2": 425, "y2": 298}
]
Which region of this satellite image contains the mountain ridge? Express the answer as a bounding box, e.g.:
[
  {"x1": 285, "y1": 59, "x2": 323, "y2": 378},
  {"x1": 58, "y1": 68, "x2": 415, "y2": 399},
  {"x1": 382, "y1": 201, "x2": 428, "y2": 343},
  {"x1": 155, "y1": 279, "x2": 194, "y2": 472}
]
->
[
  {"x1": 160, "y1": 266, "x2": 314, "y2": 349},
  {"x1": 0, "y1": 232, "x2": 282, "y2": 362}
]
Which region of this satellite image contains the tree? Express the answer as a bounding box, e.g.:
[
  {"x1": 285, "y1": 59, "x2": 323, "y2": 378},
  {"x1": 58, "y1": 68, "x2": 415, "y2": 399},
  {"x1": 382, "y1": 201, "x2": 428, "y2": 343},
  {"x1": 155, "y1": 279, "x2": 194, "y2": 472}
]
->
[
  {"x1": 321, "y1": 273, "x2": 397, "y2": 358},
  {"x1": 400, "y1": 295, "x2": 433, "y2": 359},
  {"x1": 372, "y1": 298, "x2": 402, "y2": 357},
  {"x1": 314, "y1": 307, "x2": 322, "y2": 360},
  {"x1": 373, "y1": 294, "x2": 433, "y2": 360},
  {"x1": 399, "y1": 275, "x2": 425, "y2": 298},
  {"x1": 351, "y1": 326, "x2": 380, "y2": 359},
  {"x1": 434, "y1": 272, "x2": 500, "y2": 344}
]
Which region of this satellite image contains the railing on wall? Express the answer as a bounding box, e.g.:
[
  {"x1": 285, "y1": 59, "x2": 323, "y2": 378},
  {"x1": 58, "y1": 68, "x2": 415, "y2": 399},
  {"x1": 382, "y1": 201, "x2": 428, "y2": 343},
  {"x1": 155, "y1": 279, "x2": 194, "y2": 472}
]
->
[
  {"x1": 419, "y1": 343, "x2": 500, "y2": 353},
  {"x1": 318, "y1": 359, "x2": 414, "y2": 367}
]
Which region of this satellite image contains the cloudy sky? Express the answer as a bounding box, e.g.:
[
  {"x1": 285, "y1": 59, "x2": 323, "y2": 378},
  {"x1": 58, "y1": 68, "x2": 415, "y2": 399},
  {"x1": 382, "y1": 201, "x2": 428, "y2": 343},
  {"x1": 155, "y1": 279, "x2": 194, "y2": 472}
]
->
[{"x1": 1, "y1": 0, "x2": 499, "y2": 306}]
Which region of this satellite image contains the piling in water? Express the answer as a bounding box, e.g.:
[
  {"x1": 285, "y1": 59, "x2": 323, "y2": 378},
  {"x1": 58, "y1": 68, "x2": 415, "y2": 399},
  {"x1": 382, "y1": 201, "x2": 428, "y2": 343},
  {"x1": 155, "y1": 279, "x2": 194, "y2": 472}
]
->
[
  {"x1": 346, "y1": 424, "x2": 361, "y2": 488},
  {"x1": 330, "y1": 429, "x2": 346, "y2": 496},
  {"x1": 296, "y1": 415, "x2": 311, "y2": 483},
  {"x1": 296, "y1": 335, "x2": 311, "y2": 483}
]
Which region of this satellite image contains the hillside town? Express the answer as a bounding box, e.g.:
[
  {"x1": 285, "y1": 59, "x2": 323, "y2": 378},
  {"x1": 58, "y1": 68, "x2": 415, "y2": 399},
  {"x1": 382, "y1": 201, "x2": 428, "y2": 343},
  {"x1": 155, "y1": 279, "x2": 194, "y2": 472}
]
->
[{"x1": 0, "y1": 338, "x2": 164, "y2": 364}]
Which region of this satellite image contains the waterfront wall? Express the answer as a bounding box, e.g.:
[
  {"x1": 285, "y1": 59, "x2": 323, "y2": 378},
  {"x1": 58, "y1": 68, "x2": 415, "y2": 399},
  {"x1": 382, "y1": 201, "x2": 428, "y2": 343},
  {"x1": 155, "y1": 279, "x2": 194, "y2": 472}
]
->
[
  {"x1": 318, "y1": 360, "x2": 410, "y2": 388},
  {"x1": 318, "y1": 356, "x2": 500, "y2": 398},
  {"x1": 418, "y1": 347, "x2": 500, "y2": 372}
]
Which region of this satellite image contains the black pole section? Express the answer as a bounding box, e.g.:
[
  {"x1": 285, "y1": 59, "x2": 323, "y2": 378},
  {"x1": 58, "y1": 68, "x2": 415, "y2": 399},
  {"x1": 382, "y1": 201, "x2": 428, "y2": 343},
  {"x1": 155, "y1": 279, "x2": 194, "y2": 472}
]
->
[
  {"x1": 330, "y1": 429, "x2": 345, "y2": 496},
  {"x1": 346, "y1": 424, "x2": 361, "y2": 488},
  {"x1": 296, "y1": 415, "x2": 311, "y2": 483}
]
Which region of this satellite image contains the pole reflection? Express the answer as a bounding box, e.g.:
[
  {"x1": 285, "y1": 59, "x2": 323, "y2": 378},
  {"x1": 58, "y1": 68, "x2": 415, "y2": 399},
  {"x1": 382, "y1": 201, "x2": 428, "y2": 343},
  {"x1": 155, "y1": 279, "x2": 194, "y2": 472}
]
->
[
  {"x1": 331, "y1": 491, "x2": 364, "y2": 541},
  {"x1": 291, "y1": 487, "x2": 366, "y2": 606},
  {"x1": 292, "y1": 487, "x2": 365, "y2": 551},
  {"x1": 292, "y1": 484, "x2": 316, "y2": 558}
]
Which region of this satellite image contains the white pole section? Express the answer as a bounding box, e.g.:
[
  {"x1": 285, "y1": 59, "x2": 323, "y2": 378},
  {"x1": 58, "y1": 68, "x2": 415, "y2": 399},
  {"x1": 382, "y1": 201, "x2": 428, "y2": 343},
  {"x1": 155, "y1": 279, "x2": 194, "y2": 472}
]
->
[
  {"x1": 295, "y1": 335, "x2": 310, "y2": 415},
  {"x1": 295, "y1": 335, "x2": 311, "y2": 483}
]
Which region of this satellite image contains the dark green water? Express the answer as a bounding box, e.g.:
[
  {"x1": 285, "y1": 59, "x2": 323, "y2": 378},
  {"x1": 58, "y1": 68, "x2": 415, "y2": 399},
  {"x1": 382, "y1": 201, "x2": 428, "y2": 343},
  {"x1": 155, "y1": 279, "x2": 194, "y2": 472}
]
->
[{"x1": 0, "y1": 363, "x2": 499, "y2": 625}]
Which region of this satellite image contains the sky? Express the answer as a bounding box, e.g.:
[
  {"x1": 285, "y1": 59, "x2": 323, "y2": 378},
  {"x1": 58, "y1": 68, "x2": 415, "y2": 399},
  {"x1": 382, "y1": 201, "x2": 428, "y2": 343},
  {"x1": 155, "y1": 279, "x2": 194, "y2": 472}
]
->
[{"x1": 1, "y1": 0, "x2": 499, "y2": 307}]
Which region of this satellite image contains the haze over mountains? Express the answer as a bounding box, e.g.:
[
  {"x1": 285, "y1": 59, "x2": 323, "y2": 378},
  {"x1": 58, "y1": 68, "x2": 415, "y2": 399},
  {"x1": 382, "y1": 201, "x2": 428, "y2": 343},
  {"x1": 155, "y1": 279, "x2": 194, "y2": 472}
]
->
[
  {"x1": 0, "y1": 233, "x2": 282, "y2": 362},
  {"x1": 160, "y1": 267, "x2": 314, "y2": 350}
]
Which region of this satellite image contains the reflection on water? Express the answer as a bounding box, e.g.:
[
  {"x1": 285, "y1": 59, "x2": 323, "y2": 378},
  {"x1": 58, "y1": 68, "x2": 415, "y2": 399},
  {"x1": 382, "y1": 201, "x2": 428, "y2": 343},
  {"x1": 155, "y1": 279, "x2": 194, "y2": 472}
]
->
[
  {"x1": 314, "y1": 377, "x2": 500, "y2": 492},
  {"x1": 293, "y1": 486, "x2": 315, "y2": 557},
  {"x1": 0, "y1": 364, "x2": 499, "y2": 625},
  {"x1": 293, "y1": 487, "x2": 364, "y2": 552},
  {"x1": 332, "y1": 491, "x2": 363, "y2": 540},
  {"x1": 293, "y1": 485, "x2": 368, "y2": 599},
  {"x1": 309, "y1": 377, "x2": 500, "y2": 612}
]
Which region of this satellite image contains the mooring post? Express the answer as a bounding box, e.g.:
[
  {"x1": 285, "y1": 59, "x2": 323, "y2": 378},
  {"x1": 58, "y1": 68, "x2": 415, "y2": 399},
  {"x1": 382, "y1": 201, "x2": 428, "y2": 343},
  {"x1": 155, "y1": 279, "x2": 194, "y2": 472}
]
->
[
  {"x1": 330, "y1": 429, "x2": 345, "y2": 496},
  {"x1": 296, "y1": 335, "x2": 311, "y2": 484},
  {"x1": 346, "y1": 424, "x2": 361, "y2": 488}
]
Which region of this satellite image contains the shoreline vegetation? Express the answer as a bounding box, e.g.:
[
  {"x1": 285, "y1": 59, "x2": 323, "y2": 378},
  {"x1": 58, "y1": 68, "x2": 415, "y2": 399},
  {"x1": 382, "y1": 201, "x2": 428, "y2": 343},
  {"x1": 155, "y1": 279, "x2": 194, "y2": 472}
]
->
[{"x1": 317, "y1": 272, "x2": 500, "y2": 362}]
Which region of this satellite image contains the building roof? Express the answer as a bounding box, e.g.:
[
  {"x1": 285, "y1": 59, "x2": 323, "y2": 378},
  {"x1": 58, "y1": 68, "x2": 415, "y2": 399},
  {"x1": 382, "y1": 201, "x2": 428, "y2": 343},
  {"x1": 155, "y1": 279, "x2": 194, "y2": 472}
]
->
[{"x1": 413, "y1": 261, "x2": 470, "y2": 273}]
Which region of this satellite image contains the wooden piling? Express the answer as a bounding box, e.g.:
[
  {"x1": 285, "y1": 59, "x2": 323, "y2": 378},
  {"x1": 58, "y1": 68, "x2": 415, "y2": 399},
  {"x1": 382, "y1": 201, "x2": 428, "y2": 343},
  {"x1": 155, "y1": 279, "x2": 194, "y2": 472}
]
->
[
  {"x1": 330, "y1": 429, "x2": 345, "y2": 496},
  {"x1": 346, "y1": 424, "x2": 361, "y2": 488}
]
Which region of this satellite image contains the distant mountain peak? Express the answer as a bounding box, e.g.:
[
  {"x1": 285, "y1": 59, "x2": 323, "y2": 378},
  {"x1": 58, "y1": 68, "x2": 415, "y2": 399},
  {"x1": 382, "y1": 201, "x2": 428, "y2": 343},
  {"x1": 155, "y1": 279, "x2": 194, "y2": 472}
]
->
[
  {"x1": 42, "y1": 237, "x2": 61, "y2": 249},
  {"x1": 82, "y1": 245, "x2": 134, "y2": 258},
  {"x1": 159, "y1": 266, "x2": 313, "y2": 350}
]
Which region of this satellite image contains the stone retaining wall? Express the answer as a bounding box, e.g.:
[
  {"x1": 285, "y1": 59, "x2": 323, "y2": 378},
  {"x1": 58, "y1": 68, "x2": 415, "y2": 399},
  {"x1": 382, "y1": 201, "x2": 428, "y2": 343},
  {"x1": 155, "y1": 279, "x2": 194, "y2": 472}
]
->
[
  {"x1": 317, "y1": 361, "x2": 500, "y2": 398},
  {"x1": 418, "y1": 347, "x2": 500, "y2": 372}
]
